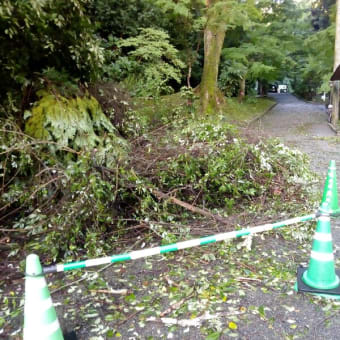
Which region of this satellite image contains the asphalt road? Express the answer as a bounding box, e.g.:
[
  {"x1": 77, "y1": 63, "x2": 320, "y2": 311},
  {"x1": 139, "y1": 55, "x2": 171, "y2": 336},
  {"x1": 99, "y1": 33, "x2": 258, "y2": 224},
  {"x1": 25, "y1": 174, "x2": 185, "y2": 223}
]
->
[{"x1": 253, "y1": 93, "x2": 340, "y2": 244}]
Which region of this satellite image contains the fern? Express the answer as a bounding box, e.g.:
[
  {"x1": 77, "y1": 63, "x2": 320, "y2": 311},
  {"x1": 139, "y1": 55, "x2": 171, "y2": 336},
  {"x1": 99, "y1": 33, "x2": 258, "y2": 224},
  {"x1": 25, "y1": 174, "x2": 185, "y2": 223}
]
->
[{"x1": 25, "y1": 91, "x2": 127, "y2": 166}]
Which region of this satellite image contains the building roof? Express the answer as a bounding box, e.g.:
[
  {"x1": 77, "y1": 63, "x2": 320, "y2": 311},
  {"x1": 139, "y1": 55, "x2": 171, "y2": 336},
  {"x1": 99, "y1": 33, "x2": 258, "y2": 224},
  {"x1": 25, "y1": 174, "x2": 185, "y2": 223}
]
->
[{"x1": 331, "y1": 65, "x2": 340, "y2": 81}]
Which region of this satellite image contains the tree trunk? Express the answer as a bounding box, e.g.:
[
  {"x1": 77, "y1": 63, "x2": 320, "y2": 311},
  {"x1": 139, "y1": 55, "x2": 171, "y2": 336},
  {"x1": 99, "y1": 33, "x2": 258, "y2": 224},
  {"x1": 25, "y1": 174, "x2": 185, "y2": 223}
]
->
[
  {"x1": 238, "y1": 77, "x2": 246, "y2": 102},
  {"x1": 200, "y1": 0, "x2": 226, "y2": 114},
  {"x1": 332, "y1": 0, "x2": 340, "y2": 124}
]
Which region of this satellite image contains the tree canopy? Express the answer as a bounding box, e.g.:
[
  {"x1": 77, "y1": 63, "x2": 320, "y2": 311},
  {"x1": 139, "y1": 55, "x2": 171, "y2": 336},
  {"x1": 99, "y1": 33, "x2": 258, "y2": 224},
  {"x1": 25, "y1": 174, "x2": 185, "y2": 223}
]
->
[{"x1": 1, "y1": 0, "x2": 338, "y2": 112}]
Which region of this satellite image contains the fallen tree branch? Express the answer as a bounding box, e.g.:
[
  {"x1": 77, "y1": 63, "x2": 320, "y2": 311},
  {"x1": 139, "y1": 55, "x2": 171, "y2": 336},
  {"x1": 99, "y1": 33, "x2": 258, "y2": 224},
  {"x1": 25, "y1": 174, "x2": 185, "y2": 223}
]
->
[
  {"x1": 89, "y1": 289, "x2": 128, "y2": 295},
  {"x1": 147, "y1": 310, "x2": 246, "y2": 327},
  {"x1": 160, "y1": 292, "x2": 194, "y2": 317},
  {"x1": 151, "y1": 188, "x2": 230, "y2": 224},
  {"x1": 0, "y1": 228, "x2": 28, "y2": 233}
]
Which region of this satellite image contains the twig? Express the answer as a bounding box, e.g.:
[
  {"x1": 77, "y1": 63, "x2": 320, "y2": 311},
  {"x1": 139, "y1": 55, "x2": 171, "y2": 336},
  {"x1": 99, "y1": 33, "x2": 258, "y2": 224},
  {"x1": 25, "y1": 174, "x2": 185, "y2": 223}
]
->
[
  {"x1": 29, "y1": 176, "x2": 64, "y2": 200},
  {"x1": 314, "y1": 309, "x2": 340, "y2": 329},
  {"x1": 0, "y1": 129, "x2": 80, "y2": 155},
  {"x1": 1, "y1": 166, "x2": 21, "y2": 193},
  {"x1": 35, "y1": 167, "x2": 59, "y2": 177},
  {"x1": 0, "y1": 175, "x2": 64, "y2": 221},
  {"x1": 235, "y1": 277, "x2": 261, "y2": 282},
  {"x1": 0, "y1": 128, "x2": 35, "y2": 141},
  {"x1": 160, "y1": 292, "x2": 194, "y2": 317},
  {"x1": 147, "y1": 310, "x2": 246, "y2": 327},
  {"x1": 151, "y1": 188, "x2": 230, "y2": 224},
  {"x1": 1, "y1": 151, "x2": 9, "y2": 193},
  {"x1": 0, "y1": 228, "x2": 29, "y2": 233},
  {"x1": 116, "y1": 308, "x2": 144, "y2": 326},
  {"x1": 89, "y1": 289, "x2": 128, "y2": 295},
  {"x1": 130, "y1": 123, "x2": 172, "y2": 144}
]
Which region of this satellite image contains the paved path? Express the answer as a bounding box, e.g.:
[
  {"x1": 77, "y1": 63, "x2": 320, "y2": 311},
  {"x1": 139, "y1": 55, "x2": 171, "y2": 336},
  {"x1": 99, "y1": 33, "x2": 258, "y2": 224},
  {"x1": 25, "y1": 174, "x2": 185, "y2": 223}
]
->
[
  {"x1": 253, "y1": 93, "x2": 336, "y2": 174},
  {"x1": 253, "y1": 93, "x2": 340, "y2": 243},
  {"x1": 250, "y1": 93, "x2": 340, "y2": 340}
]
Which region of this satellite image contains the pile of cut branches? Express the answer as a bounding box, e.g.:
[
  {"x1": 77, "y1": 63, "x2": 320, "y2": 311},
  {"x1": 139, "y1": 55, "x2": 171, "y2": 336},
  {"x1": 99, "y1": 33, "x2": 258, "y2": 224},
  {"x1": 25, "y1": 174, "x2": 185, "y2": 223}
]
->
[{"x1": 0, "y1": 102, "x2": 316, "y2": 283}]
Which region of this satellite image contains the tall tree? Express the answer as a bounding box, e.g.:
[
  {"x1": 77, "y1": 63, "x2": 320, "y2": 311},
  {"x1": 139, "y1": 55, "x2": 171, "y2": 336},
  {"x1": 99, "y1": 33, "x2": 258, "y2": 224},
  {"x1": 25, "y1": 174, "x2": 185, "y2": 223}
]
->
[
  {"x1": 289, "y1": 0, "x2": 335, "y2": 99},
  {"x1": 200, "y1": 0, "x2": 227, "y2": 114},
  {"x1": 220, "y1": 34, "x2": 283, "y2": 101},
  {"x1": 332, "y1": 0, "x2": 340, "y2": 123},
  {"x1": 200, "y1": 0, "x2": 254, "y2": 114}
]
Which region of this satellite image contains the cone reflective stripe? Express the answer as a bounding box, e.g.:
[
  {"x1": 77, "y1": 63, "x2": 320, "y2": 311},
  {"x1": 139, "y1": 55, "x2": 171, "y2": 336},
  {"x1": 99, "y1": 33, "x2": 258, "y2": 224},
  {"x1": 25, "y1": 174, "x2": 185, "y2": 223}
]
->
[
  {"x1": 24, "y1": 254, "x2": 64, "y2": 340},
  {"x1": 320, "y1": 160, "x2": 339, "y2": 214},
  {"x1": 302, "y1": 215, "x2": 340, "y2": 290}
]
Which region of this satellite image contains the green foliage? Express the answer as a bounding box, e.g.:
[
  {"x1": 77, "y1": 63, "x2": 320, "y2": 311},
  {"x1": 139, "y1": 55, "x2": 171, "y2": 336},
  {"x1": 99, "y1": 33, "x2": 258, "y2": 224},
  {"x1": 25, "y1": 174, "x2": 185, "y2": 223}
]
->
[
  {"x1": 219, "y1": 0, "x2": 297, "y2": 97},
  {"x1": 120, "y1": 90, "x2": 198, "y2": 138},
  {"x1": 0, "y1": 0, "x2": 103, "y2": 104},
  {"x1": 88, "y1": 0, "x2": 163, "y2": 39},
  {"x1": 208, "y1": 0, "x2": 260, "y2": 31},
  {"x1": 311, "y1": 0, "x2": 336, "y2": 30},
  {"x1": 154, "y1": 0, "x2": 206, "y2": 47},
  {"x1": 155, "y1": 116, "x2": 315, "y2": 212},
  {"x1": 24, "y1": 90, "x2": 127, "y2": 166},
  {"x1": 154, "y1": 0, "x2": 206, "y2": 86},
  {"x1": 273, "y1": 0, "x2": 335, "y2": 100},
  {"x1": 117, "y1": 28, "x2": 185, "y2": 97},
  {"x1": 1, "y1": 99, "x2": 316, "y2": 262},
  {"x1": 1, "y1": 118, "x2": 127, "y2": 259},
  {"x1": 300, "y1": 24, "x2": 334, "y2": 95},
  {"x1": 39, "y1": 68, "x2": 80, "y2": 97},
  {"x1": 26, "y1": 92, "x2": 103, "y2": 144},
  {"x1": 0, "y1": 0, "x2": 319, "y2": 264}
]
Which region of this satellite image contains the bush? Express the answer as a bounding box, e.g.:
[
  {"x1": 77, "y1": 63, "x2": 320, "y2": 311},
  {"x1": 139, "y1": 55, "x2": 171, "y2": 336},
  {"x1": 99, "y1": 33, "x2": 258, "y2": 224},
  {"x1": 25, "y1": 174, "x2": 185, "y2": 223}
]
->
[
  {"x1": 0, "y1": 102, "x2": 316, "y2": 262},
  {"x1": 148, "y1": 116, "x2": 315, "y2": 213},
  {"x1": 117, "y1": 28, "x2": 185, "y2": 97},
  {"x1": 0, "y1": 0, "x2": 104, "y2": 106}
]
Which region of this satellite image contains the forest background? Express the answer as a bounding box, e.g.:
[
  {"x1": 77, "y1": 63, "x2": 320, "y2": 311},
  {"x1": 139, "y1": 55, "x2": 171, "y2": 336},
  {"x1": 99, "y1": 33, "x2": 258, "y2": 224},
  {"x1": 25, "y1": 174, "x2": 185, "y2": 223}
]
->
[{"x1": 0, "y1": 0, "x2": 336, "y2": 268}]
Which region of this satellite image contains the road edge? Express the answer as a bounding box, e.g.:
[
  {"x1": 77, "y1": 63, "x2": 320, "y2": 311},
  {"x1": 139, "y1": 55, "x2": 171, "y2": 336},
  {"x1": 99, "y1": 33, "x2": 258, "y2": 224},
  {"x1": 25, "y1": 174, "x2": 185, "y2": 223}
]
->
[{"x1": 247, "y1": 101, "x2": 277, "y2": 126}]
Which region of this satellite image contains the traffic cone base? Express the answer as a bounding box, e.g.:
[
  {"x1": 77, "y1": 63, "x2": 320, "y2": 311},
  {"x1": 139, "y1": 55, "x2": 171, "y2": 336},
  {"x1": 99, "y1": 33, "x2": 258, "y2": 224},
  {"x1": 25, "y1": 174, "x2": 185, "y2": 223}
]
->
[
  {"x1": 296, "y1": 266, "x2": 340, "y2": 299},
  {"x1": 300, "y1": 215, "x2": 340, "y2": 290},
  {"x1": 302, "y1": 257, "x2": 340, "y2": 289}
]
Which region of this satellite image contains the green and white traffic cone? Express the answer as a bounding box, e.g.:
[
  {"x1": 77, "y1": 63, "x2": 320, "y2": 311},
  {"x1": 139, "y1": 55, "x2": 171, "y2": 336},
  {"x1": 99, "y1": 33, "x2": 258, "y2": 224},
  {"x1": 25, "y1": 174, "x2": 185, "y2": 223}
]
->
[
  {"x1": 23, "y1": 254, "x2": 64, "y2": 340},
  {"x1": 320, "y1": 160, "x2": 339, "y2": 215},
  {"x1": 301, "y1": 214, "x2": 339, "y2": 290},
  {"x1": 296, "y1": 211, "x2": 340, "y2": 298},
  {"x1": 296, "y1": 161, "x2": 340, "y2": 298}
]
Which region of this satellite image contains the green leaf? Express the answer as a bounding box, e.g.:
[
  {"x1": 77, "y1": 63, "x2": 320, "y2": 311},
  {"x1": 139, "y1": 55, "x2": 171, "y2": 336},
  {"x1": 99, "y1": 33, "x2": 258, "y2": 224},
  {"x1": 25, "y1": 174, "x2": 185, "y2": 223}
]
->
[
  {"x1": 23, "y1": 110, "x2": 32, "y2": 120},
  {"x1": 106, "y1": 329, "x2": 114, "y2": 338},
  {"x1": 258, "y1": 305, "x2": 266, "y2": 318},
  {"x1": 205, "y1": 331, "x2": 221, "y2": 340}
]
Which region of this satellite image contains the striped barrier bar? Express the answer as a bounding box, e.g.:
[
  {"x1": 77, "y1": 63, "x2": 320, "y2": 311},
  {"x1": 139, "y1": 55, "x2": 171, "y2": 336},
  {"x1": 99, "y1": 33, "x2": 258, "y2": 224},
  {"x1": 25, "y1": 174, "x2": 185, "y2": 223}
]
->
[{"x1": 43, "y1": 213, "x2": 316, "y2": 274}]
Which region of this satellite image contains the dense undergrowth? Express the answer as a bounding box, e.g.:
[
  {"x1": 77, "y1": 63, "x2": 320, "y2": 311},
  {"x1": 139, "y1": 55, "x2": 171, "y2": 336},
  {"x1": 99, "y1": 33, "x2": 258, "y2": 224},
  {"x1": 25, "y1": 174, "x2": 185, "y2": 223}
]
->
[{"x1": 0, "y1": 87, "x2": 316, "y2": 275}]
